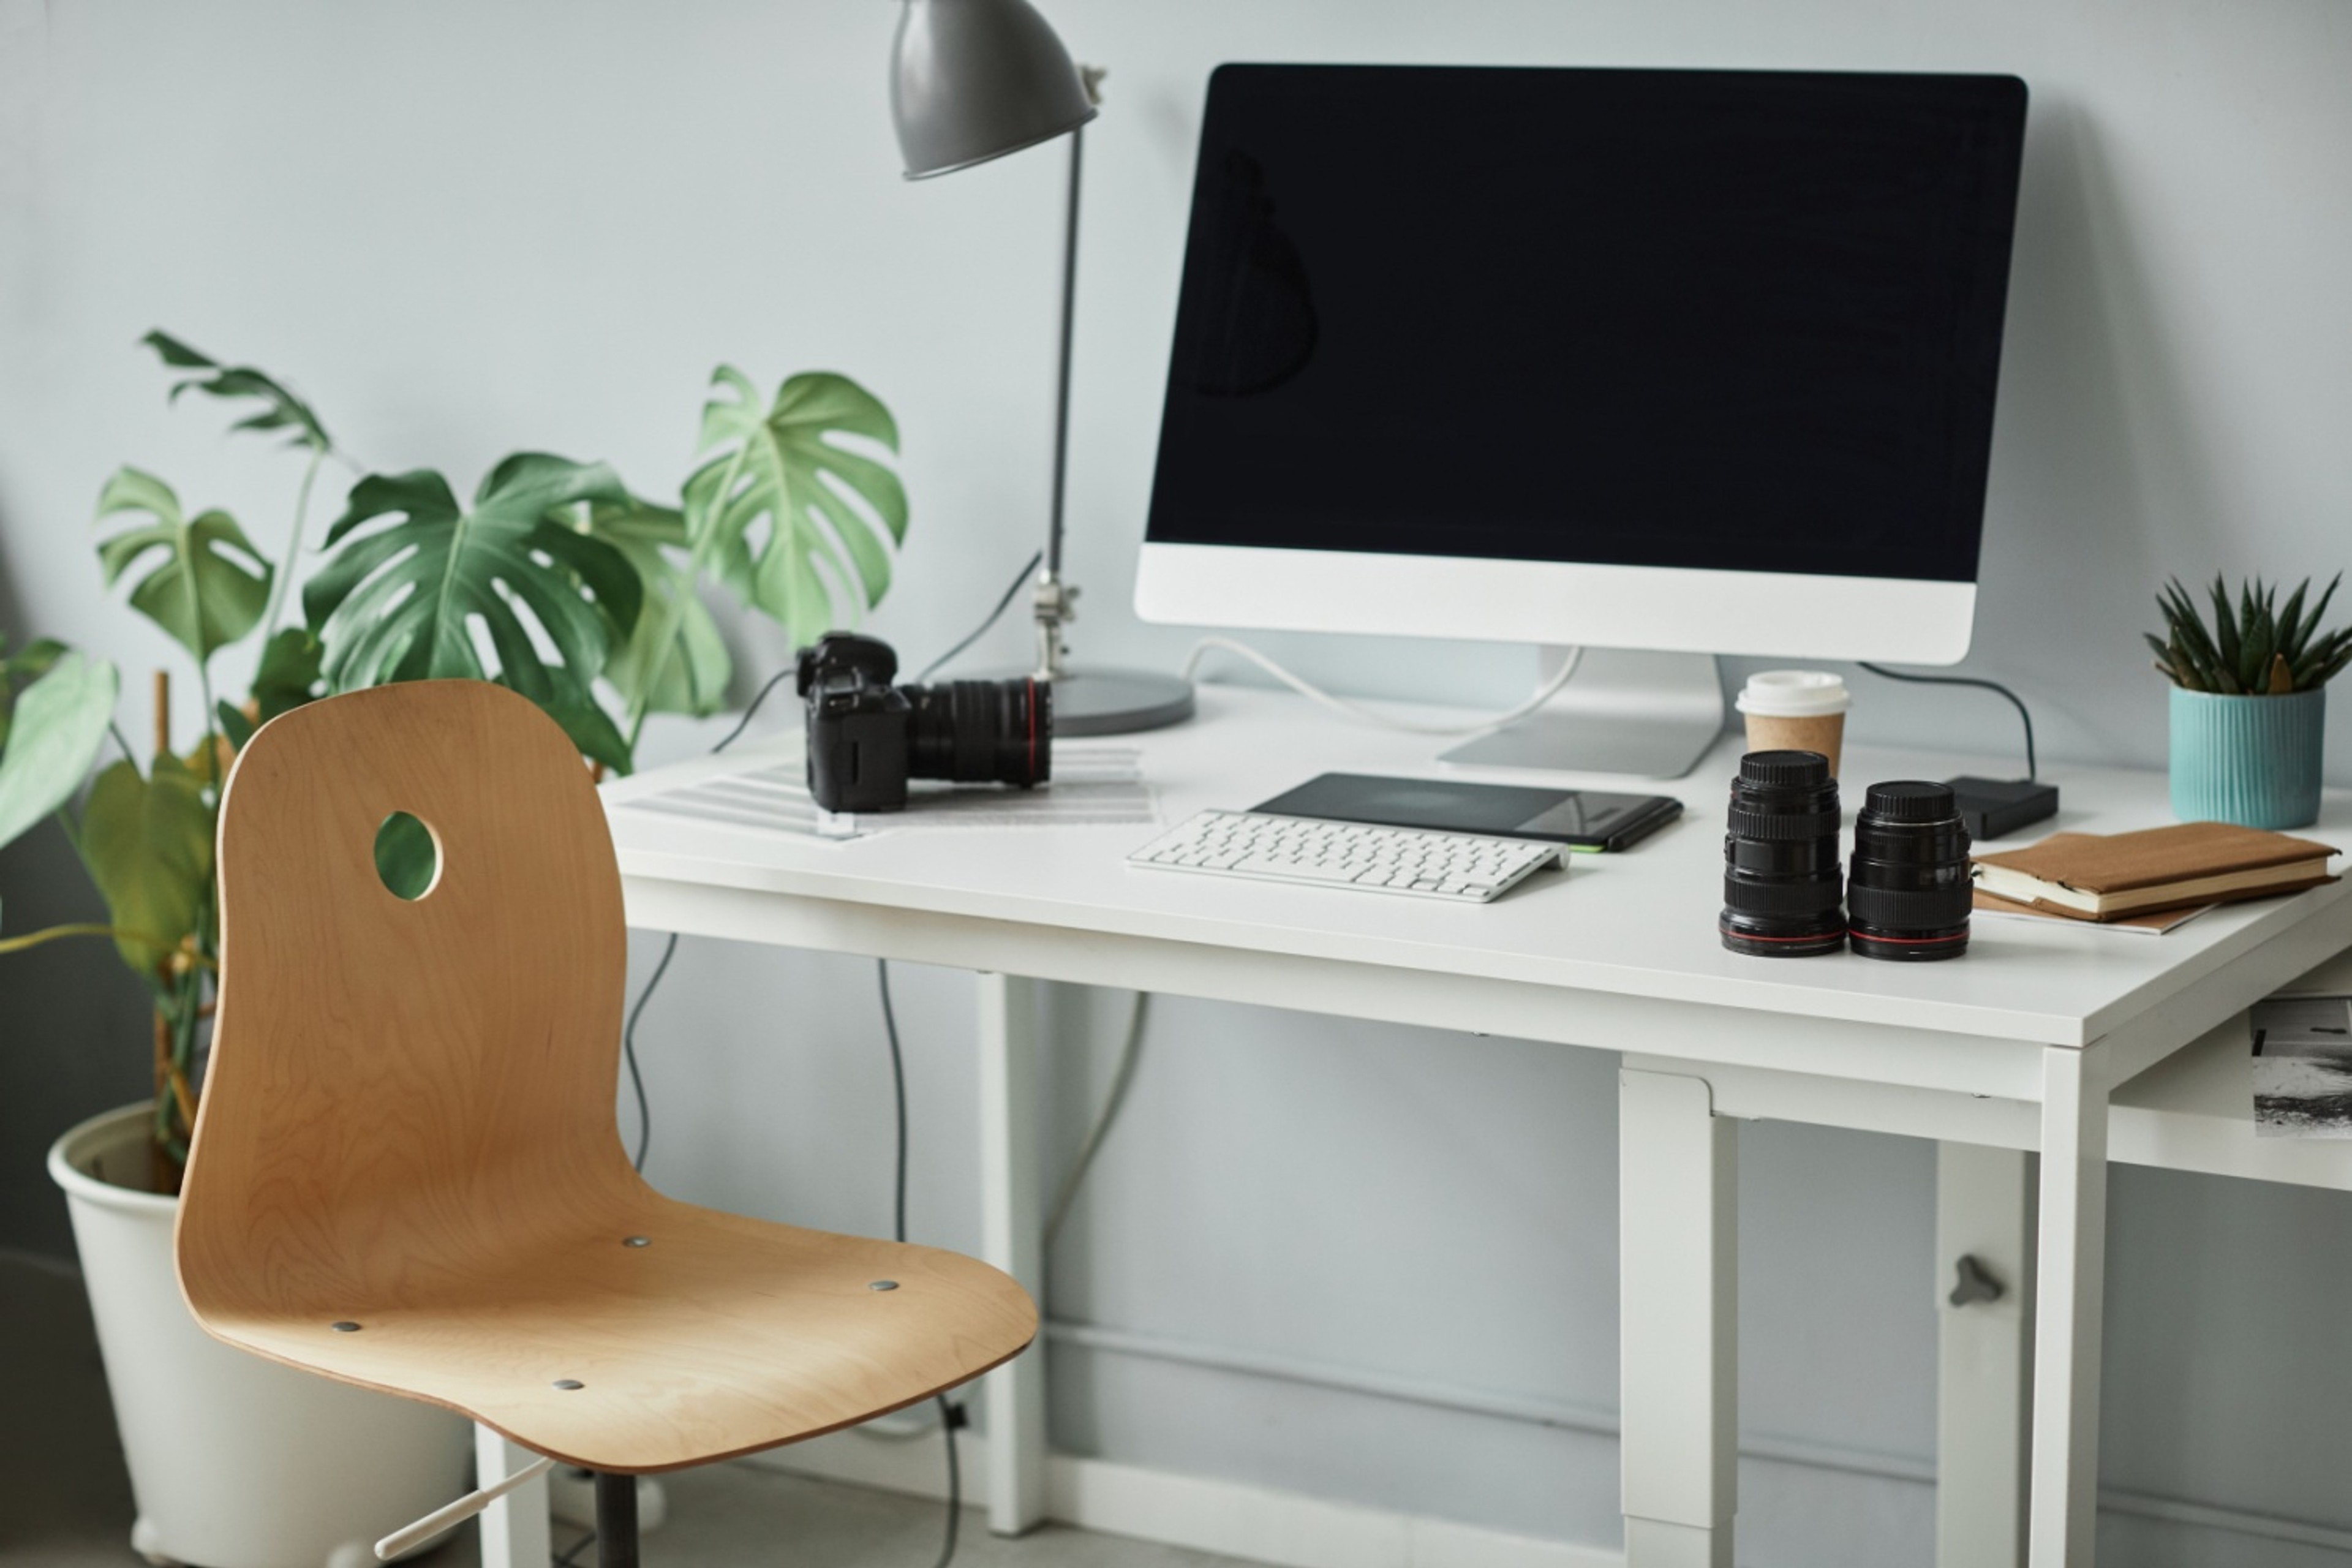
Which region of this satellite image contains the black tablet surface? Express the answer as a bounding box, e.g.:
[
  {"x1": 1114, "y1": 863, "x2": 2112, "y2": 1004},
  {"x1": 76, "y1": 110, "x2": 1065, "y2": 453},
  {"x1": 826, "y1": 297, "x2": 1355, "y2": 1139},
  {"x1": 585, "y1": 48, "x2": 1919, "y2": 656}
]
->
[{"x1": 1251, "y1": 773, "x2": 1683, "y2": 852}]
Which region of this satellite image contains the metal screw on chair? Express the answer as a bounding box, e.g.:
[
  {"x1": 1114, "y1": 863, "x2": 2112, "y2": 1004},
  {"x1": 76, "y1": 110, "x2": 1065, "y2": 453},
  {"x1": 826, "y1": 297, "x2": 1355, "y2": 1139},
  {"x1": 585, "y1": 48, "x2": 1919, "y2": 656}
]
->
[
  {"x1": 554, "y1": 1379, "x2": 586, "y2": 1390},
  {"x1": 330, "y1": 1321, "x2": 361, "y2": 1333},
  {"x1": 622, "y1": 1236, "x2": 651, "y2": 1248},
  {"x1": 869, "y1": 1280, "x2": 899, "y2": 1292}
]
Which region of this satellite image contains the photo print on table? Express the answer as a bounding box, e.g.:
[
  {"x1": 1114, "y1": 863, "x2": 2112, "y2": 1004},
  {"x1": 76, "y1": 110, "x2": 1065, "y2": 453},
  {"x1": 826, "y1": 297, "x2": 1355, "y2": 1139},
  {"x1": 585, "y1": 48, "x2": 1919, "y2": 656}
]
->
[{"x1": 2251, "y1": 993, "x2": 2352, "y2": 1139}]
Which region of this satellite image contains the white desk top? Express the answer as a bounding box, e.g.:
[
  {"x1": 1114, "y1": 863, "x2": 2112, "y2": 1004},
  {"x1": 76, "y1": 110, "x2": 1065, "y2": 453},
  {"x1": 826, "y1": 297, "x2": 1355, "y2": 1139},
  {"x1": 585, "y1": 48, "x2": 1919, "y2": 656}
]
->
[{"x1": 606, "y1": 684, "x2": 2351, "y2": 1049}]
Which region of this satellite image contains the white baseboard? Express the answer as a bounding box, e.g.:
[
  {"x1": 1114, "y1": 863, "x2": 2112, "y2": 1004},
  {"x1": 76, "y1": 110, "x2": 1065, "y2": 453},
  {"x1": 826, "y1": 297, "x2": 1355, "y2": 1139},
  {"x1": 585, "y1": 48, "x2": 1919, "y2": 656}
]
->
[
  {"x1": 742, "y1": 1429, "x2": 1624, "y2": 1568},
  {"x1": 746, "y1": 1422, "x2": 2352, "y2": 1567}
]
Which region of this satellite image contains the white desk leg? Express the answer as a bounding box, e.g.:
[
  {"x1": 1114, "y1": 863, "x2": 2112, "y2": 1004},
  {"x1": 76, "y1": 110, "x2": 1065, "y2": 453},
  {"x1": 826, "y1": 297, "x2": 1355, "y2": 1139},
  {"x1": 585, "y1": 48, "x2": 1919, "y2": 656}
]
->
[
  {"x1": 977, "y1": 971, "x2": 1048, "y2": 1536},
  {"x1": 474, "y1": 1424, "x2": 552, "y2": 1568},
  {"x1": 1620, "y1": 1068, "x2": 1736, "y2": 1568},
  {"x1": 1936, "y1": 1143, "x2": 2035, "y2": 1568},
  {"x1": 2027, "y1": 1044, "x2": 2109, "y2": 1567}
]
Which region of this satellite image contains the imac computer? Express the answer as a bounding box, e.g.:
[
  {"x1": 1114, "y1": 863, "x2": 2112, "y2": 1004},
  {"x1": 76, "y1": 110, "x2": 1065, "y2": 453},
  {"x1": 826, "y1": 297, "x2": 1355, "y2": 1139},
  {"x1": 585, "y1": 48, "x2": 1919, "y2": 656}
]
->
[{"x1": 1134, "y1": 64, "x2": 2028, "y2": 777}]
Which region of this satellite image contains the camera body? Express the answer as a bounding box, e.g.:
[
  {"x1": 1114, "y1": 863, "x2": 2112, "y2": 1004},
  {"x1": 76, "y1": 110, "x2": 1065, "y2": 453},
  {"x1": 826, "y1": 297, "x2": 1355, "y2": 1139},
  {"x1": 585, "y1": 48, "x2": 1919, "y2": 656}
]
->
[{"x1": 797, "y1": 632, "x2": 1052, "y2": 813}]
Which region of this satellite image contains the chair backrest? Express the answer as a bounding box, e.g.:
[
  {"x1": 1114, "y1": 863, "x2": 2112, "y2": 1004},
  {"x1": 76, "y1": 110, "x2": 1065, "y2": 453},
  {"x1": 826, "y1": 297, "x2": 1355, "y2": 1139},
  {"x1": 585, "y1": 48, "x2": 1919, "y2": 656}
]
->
[{"x1": 179, "y1": 680, "x2": 638, "y2": 1319}]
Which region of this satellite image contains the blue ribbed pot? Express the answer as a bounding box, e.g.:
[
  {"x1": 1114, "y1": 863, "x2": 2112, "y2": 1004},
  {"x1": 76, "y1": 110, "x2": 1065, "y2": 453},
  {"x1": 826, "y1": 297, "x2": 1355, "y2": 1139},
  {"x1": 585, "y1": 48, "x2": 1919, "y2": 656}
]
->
[{"x1": 2168, "y1": 685, "x2": 2327, "y2": 829}]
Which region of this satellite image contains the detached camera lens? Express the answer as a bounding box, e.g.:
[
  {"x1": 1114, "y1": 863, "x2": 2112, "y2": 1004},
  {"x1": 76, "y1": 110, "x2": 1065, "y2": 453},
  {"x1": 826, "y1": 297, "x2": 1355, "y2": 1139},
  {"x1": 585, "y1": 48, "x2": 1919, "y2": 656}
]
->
[
  {"x1": 1721, "y1": 750, "x2": 1846, "y2": 957},
  {"x1": 1847, "y1": 781, "x2": 1972, "y2": 961}
]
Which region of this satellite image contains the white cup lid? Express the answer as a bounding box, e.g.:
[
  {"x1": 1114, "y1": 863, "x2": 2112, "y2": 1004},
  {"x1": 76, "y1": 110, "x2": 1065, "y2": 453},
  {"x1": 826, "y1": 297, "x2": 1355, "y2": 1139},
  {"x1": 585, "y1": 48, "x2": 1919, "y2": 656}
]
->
[{"x1": 1736, "y1": 669, "x2": 1851, "y2": 717}]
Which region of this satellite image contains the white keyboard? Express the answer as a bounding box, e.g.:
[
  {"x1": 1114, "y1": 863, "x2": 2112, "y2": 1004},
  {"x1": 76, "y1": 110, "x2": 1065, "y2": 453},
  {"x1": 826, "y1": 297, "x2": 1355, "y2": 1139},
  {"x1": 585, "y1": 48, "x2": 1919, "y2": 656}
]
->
[{"x1": 1127, "y1": 810, "x2": 1563, "y2": 903}]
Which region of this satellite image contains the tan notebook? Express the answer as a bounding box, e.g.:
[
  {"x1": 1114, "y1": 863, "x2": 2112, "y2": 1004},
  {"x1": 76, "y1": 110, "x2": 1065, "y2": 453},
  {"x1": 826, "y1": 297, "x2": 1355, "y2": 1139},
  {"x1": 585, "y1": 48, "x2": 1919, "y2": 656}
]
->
[
  {"x1": 1970, "y1": 889, "x2": 2215, "y2": 935},
  {"x1": 1971, "y1": 821, "x2": 2338, "y2": 921}
]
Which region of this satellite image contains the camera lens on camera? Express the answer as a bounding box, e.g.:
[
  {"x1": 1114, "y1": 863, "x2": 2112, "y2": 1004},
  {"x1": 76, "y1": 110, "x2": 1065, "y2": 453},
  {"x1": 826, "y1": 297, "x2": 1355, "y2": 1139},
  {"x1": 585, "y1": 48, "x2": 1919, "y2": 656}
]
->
[
  {"x1": 906, "y1": 678, "x2": 1053, "y2": 789},
  {"x1": 1846, "y1": 781, "x2": 1972, "y2": 961},
  {"x1": 1721, "y1": 750, "x2": 1847, "y2": 957}
]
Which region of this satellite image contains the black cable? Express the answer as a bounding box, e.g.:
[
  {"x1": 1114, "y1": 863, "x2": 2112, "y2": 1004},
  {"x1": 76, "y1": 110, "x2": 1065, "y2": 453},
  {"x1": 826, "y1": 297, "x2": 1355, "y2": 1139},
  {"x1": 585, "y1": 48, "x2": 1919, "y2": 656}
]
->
[
  {"x1": 709, "y1": 665, "x2": 799, "y2": 755},
  {"x1": 619, "y1": 933, "x2": 676, "y2": 1172},
  {"x1": 609, "y1": 631, "x2": 856, "y2": 1175},
  {"x1": 878, "y1": 962, "x2": 911, "y2": 1246},
  {"x1": 915, "y1": 550, "x2": 1042, "y2": 684},
  {"x1": 552, "y1": 1526, "x2": 597, "y2": 1567},
  {"x1": 878, "y1": 958, "x2": 966, "y2": 1568},
  {"x1": 606, "y1": 554, "x2": 1029, "y2": 1566},
  {"x1": 1857, "y1": 662, "x2": 2038, "y2": 782}
]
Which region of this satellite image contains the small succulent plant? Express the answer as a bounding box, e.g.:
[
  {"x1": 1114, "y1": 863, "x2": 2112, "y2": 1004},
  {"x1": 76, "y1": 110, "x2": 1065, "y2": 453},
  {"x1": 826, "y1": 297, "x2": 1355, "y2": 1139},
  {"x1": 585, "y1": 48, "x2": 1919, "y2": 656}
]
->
[{"x1": 2147, "y1": 575, "x2": 2352, "y2": 695}]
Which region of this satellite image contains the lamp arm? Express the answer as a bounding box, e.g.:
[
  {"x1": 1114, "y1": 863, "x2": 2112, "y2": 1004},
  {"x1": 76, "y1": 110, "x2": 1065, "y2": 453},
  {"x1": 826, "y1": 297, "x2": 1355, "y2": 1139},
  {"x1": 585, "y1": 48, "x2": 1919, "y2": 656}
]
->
[
  {"x1": 1036, "y1": 66, "x2": 1104, "y2": 680},
  {"x1": 1045, "y1": 121, "x2": 1082, "y2": 584}
]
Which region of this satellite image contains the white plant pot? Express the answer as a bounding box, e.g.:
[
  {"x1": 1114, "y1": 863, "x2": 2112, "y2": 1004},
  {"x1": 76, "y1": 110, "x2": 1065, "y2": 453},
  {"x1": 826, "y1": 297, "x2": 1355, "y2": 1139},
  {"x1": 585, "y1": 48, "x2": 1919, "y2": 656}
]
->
[{"x1": 48, "y1": 1104, "x2": 473, "y2": 1568}]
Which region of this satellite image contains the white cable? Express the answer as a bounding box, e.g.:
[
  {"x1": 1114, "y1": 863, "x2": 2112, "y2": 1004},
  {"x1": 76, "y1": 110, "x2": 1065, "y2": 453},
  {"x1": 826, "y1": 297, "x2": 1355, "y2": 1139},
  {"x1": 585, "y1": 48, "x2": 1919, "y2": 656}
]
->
[
  {"x1": 1045, "y1": 992, "x2": 1149, "y2": 1251},
  {"x1": 1180, "y1": 637, "x2": 1583, "y2": 737}
]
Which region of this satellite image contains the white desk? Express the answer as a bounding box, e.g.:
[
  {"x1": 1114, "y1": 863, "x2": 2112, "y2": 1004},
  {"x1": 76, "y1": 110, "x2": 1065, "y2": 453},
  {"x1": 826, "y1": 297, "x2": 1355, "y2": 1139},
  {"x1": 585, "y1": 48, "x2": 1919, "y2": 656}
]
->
[{"x1": 588, "y1": 684, "x2": 2352, "y2": 1568}]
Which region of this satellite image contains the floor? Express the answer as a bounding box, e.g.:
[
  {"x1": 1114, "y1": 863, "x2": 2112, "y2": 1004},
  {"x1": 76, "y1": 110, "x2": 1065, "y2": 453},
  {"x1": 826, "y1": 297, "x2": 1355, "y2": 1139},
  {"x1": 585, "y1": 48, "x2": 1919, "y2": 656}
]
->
[{"x1": 2, "y1": 1255, "x2": 1251, "y2": 1568}]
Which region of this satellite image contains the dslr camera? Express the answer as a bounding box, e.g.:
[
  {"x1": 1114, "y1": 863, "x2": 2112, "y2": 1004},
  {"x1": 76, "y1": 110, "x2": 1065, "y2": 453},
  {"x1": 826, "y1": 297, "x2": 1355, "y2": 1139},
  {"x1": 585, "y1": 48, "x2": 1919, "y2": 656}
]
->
[{"x1": 797, "y1": 633, "x2": 1052, "y2": 813}]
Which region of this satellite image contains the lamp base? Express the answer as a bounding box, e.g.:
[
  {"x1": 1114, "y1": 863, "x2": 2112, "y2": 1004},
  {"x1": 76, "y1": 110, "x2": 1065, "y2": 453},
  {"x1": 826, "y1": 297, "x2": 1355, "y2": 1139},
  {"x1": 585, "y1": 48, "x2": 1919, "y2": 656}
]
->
[{"x1": 979, "y1": 665, "x2": 1196, "y2": 736}]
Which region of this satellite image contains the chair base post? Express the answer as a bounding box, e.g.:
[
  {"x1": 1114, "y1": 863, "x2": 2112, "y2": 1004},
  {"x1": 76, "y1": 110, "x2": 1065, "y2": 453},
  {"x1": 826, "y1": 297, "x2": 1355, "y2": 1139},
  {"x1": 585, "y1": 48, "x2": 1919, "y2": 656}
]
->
[{"x1": 595, "y1": 1471, "x2": 640, "y2": 1568}]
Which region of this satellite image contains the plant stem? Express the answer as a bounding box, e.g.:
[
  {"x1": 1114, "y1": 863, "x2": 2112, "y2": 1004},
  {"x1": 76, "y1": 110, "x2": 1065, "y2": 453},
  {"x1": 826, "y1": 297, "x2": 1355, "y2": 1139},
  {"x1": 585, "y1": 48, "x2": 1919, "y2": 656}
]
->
[
  {"x1": 0, "y1": 922, "x2": 126, "y2": 956},
  {"x1": 195, "y1": 663, "x2": 219, "y2": 780},
  {"x1": 261, "y1": 445, "x2": 325, "y2": 643},
  {"x1": 0, "y1": 921, "x2": 217, "y2": 962}
]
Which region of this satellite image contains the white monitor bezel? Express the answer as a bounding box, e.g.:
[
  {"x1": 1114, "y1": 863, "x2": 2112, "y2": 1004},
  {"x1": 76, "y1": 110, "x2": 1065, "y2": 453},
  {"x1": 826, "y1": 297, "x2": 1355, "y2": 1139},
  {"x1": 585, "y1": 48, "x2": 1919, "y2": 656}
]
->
[{"x1": 1134, "y1": 541, "x2": 1977, "y2": 665}]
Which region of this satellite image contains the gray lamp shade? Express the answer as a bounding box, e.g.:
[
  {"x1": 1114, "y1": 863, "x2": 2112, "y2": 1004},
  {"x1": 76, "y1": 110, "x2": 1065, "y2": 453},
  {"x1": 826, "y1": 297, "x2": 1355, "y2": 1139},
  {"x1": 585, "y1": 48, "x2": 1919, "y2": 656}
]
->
[{"x1": 890, "y1": 0, "x2": 1098, "y2": 179}]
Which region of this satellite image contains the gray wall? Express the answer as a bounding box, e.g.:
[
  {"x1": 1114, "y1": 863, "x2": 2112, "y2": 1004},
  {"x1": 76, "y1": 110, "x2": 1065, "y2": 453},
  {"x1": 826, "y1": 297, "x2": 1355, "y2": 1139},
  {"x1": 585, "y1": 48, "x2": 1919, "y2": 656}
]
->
[{"x1": 4, "y1": 2, "x2": 2351, "y2": 1562}]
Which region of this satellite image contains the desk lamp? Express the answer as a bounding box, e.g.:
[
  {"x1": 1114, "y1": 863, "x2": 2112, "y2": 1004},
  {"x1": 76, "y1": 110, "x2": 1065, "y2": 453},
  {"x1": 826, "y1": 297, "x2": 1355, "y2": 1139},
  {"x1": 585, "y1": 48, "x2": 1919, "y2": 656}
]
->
[{"x1": 890, "y1": 0, "x2": 1195, "y2": 734}]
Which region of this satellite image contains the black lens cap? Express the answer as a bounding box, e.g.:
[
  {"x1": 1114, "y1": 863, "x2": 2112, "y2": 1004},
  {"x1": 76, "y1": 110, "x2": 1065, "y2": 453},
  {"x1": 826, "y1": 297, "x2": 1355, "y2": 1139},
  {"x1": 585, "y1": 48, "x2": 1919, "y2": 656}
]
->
[
  {"x1": 1738, "y1": 750, "x2": 1831, "y2": 788},
  {"x1": 1862, "y1": 781, "x2": 1956, "y2": 822}
]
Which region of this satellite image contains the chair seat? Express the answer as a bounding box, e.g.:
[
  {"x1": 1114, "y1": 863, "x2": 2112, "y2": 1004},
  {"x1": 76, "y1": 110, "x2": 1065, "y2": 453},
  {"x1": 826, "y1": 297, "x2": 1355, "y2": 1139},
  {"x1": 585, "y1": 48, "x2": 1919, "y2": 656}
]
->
[{"x1": 192, "y1": 1192, "x2": 1036, "y2": 1474}]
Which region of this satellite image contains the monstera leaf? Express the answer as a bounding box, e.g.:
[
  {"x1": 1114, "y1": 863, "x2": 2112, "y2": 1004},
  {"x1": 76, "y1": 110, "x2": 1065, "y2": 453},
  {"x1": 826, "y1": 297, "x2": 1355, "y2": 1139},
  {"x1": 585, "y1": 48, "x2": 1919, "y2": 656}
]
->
[
  {"x1": 582, "y1": 497, "x2": 733, "y2": 718},
  {"x1": 0, "y1": 650, "x2": 119, "y2": 857},
  {"x1": 142, "y1": 330, "x2": 331, "y2": 453},
  {"x1": 95, "y1": 468, "x2": 272, "y2": 665},
  {"x1": 79, "y1": 753, "x2": 213, "y2": 978},
  {"x1": 0, "y1": 636, "x2": 67, "y2": 754},
  {"x1": 211, "y1": 627, "x2": 326, "y2": 754},
  {"x1": 685, "y1": 368, "x2": 907, "y2": 646},
  {"x1": 304, "y1": 454, "x2": 643, "y2": 734}
]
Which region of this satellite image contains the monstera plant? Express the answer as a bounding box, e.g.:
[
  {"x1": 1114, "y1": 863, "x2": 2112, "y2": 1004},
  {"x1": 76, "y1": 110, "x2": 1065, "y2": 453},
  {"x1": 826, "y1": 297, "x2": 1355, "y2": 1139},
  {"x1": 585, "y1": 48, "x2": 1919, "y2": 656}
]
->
[{"x1": 0, "y1": 333, "x2": 907, "y2": 1182}]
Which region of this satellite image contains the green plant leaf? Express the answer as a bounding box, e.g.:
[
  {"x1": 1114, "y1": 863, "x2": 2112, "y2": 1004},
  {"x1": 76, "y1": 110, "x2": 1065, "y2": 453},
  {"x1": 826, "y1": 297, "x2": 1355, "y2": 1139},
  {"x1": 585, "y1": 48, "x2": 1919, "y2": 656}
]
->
[
  {"x1": 2206, "y1": 577, "x2": 2243, "y2": 693},
  {"x1": 0, "y1": 652, "x2": 119, "y2": 856},
  {"x1": 0, "y1": 635, "x2": 68, "y2": 752},
  {"x1": 528, "y1": 673, "x2": 635, "y2": 776},
  {"x1": 249, "y1": 626, "x2": 325, "y2": 723},
  {"x1": 78, "y1": 753, "x2": 211, "y2": 977},
  {"x1": 2, "y1": 636, "x2": 67, "y2": 681},
  {"x1": 214, "y1": 701, "x2": 256, "y2": 753},
  {"x1": 581, "y1": 497, "x2": 733, "y2": 718},
  {"x1": 2291, "y1": 575, "x2": 2341, "y2": 665},
  {"x1": 304, "y1": 455, "x2": 643, "y2": 722},
  {"x1": 2240, "y1": 597, "x2": 2276, "y2": 693},
  {"x1": 685, "y1": 368, "x2": 907, "y2": 646},
  {"x1": 2275, "y1": 579, "x2": 2312, "y2": 664},
  {"x1": 95, "y1": 468, "x2": 272, "y2": 665},
  {"x1": 141, "y1": 330, "x2": 331, "y2": 453}
]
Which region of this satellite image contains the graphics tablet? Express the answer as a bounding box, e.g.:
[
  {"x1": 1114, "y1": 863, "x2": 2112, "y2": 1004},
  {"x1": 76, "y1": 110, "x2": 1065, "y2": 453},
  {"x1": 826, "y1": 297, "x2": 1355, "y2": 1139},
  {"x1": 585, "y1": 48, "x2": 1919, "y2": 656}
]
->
[{"x1": 1251, "y1": 773, "x2": 1683, "y2": 852}]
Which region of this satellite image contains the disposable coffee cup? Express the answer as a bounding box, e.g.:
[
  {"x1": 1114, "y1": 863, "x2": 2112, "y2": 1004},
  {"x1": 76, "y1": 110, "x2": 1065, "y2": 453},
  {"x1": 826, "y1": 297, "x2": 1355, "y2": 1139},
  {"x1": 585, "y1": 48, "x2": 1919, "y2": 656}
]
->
[{"x1": 1736, "y1": 671, "x2": 1851, "y2": 778}]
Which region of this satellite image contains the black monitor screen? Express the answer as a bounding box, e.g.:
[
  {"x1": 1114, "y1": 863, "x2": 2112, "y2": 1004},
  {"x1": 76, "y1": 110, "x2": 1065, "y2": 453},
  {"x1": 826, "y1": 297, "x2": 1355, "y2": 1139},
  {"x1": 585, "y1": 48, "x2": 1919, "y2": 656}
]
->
[{"x1": 1144, "y1": 65, "x2": 2027, "y2": 583}]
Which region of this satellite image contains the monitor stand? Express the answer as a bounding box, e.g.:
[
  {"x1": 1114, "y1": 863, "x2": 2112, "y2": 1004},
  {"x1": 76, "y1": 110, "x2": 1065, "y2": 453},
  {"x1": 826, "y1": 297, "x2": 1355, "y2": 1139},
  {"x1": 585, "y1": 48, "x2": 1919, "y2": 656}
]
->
[{"x1": 1439, "y1": 647, "x2": 1726, "y2": 780}]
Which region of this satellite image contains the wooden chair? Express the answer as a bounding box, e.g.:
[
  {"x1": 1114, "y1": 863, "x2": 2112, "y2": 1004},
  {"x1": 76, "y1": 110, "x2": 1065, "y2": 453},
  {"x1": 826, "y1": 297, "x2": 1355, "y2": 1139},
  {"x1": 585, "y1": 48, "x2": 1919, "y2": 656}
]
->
[{"x1": 178, "y1": 680, "x2": 1036, "y2": 1561}]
